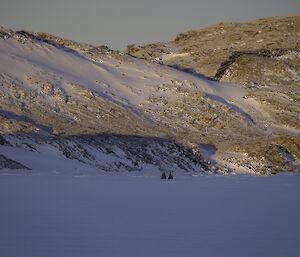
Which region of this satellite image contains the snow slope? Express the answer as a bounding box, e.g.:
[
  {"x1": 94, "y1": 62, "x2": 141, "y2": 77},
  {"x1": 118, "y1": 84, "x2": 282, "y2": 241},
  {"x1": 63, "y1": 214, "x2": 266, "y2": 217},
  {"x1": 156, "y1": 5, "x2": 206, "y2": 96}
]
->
[{"x1": 0, "y1": 34, "x2": 246, "y2": 108}]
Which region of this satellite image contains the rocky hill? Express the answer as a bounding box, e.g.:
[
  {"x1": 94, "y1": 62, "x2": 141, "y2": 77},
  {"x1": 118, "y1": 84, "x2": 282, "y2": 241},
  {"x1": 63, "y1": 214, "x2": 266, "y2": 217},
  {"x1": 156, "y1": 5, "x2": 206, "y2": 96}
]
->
[
  {"x1": 125, "y1": 15, "x2": 299, "y2": 77},
  {"x1": 0, "y1": 15, "x2": 300, "y2": 175},
  {"x1": 125, "y1": 14, "x2": 300, "y2": 174}
]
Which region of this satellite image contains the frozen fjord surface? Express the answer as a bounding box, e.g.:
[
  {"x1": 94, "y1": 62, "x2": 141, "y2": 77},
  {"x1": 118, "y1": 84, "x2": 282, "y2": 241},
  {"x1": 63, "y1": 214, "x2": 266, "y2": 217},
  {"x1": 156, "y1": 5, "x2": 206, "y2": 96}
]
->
[{"x1": 0, "y1": 172, "x2": 300, "y2": 257}]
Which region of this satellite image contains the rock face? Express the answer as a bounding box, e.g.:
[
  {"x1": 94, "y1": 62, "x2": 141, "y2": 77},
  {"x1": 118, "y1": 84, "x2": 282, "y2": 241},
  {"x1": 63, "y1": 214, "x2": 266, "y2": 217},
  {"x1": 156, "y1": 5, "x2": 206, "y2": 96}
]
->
[{"x1": 0, "y1": 15, "x2": 300, "y2": 175}]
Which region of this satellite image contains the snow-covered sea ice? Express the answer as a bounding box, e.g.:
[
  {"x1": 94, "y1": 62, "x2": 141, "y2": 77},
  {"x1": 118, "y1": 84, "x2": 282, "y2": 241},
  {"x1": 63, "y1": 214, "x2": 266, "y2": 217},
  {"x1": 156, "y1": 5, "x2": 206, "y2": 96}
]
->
[{"x1": 0, "y1": 172, "x2": 299, "y2": 257}]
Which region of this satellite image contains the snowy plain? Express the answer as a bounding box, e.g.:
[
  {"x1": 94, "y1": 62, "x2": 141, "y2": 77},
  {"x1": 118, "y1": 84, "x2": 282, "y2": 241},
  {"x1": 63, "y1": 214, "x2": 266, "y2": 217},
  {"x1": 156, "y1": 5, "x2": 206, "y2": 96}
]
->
[{"x1": 0, "y1": 172, "x2": 300, "y2": 257}]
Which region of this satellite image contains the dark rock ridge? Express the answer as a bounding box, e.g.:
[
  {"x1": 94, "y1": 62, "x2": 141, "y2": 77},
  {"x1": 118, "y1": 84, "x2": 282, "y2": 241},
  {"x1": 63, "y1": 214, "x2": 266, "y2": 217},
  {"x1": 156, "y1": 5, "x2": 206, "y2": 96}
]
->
[
  {"x1": 0, "y1": 154, "x2": 29, "y2": 170},
  {"x1": 214, "y1": 48, "x2": 296, "y2": 80},
  {"x1": 0, "y1": 133, "x2": 209, "y2": 174}
]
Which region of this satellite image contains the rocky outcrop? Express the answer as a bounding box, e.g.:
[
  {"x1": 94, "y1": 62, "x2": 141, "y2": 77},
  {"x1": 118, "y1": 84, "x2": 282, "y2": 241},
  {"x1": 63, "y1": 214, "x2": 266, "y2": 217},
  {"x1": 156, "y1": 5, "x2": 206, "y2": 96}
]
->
[
  {"x1": 125, "y1": 14, "x2": 300, "y2": 78},
  {"x1": 213, "y1": 48, "x2": 296, "y2": 80}
]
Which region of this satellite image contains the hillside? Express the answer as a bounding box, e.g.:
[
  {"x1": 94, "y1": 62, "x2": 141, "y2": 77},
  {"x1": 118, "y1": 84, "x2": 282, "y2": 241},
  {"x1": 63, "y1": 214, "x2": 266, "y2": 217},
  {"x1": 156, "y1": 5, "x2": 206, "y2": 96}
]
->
[
  {"x1": 0, "y1": 16, "x2": 300, "y2": 175},
  {"x1": 125, "y1": 14, "x2": 300, "y2": 173}
]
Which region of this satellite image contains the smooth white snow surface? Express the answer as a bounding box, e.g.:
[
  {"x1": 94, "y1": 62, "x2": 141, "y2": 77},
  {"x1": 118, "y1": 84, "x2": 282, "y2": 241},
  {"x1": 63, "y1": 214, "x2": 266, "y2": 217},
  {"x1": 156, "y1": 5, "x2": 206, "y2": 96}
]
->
[
  {"x1": 0, "y1": 172, "x2": 300, "y2": 257},
  {"x1": 0, "y1": 36, "x2": 247, "y2": 108}
]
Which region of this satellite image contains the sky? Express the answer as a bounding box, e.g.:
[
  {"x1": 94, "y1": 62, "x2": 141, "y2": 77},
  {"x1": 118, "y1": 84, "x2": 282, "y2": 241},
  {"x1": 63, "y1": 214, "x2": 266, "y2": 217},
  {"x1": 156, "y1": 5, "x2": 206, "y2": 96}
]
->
[{"x1": 1, "y1": 0, "x2": 299, "y2": 50}]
